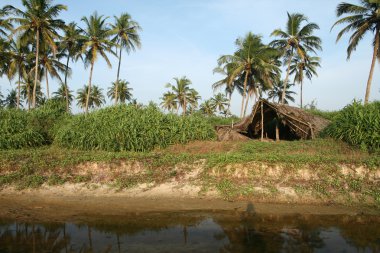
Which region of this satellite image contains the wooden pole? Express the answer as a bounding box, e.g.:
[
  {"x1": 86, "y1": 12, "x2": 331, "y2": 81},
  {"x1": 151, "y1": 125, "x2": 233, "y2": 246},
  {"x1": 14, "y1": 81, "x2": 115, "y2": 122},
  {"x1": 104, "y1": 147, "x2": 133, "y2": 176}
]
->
[{"x1": 276, "y1": 118, "x2": 280, "y2": 141}]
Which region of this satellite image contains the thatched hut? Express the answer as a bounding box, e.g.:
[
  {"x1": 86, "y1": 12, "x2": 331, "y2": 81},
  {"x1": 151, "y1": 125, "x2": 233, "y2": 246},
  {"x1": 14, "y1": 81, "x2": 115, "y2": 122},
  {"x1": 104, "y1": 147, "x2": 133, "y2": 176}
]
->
[{"x1": 216, "y1": 99, "x2": 330, "y2": 141}]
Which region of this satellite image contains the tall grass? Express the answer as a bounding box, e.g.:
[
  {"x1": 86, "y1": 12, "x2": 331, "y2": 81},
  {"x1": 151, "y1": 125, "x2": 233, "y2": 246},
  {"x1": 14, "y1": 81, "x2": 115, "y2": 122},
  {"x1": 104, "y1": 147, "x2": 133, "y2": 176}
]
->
[
  {"x1": 54, "y1": 104, "x2": 216, "y2": 152},
  {"x1": 324, "y1": 101, "x2": 380, "y2": 152},
  {"x1": 0, "y1": 99, "x2": 67, "y2": 149}
]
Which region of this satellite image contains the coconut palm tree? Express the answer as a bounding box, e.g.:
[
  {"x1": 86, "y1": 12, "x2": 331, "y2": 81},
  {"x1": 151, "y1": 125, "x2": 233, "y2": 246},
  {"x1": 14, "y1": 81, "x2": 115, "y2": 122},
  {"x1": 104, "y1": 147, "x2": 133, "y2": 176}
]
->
[
  {"x1": 20, "y1": 71, "x2": 44, "y2": 109},
  {"x1": 267, "y1": 81, "x2": 297, "y2": 104},
  {"x1": 187, "y1": 89, "x2": 201, "y2": 114},
  {"x1": 290, "y1": 55, "x2": 321, "y2": 108},
  {"x1": 5, "y1": 0, "x2": 67, "y2": 108},
  {"x1": 270, "y1": 13, "x2": 322, "y2": 104},
  {"x1": 107, "y1": 79, "x2": 133, "y2": 103},
  {"x1": 217, "y1": 33, "x2": 280, "y2": 117},
  {"x1": 165, "y1": 76, "x2": 194, "y2": 115},
  {"x1": 81, "y1": 12, "x2": 115, "y2": 114},
  {"x1": 37, "y1": 45, "x2": 67, "y2": 99},
  {"x1": 212, "y1": 66, "x2": 235, "y2": 112},
  {"x1": 110, "y1": 13, "x2": 141, "y2": 104},
  {"x1": 0, "y1": 8, "x2": 13, "y2": 38},
  {"x1": 0, "y1": 90, "x2": 4, "y2": 108},
  {"x1": 200, "y1": 99, "x2": 216, "y2": 116},
  {"x1": 53, "y1": 82, "x2": 73, "y2": 108},
  {"x1": 60, "y1": 21, "x2": 83, "y2": 111},
  {"x1": 4, "y1": 89, "x2": 21, "y2": 108},
  {"x1": 6, "y1": 39, "x2": 32, "y2": 109},
  {"x1": 76, "y1": 84, "x2": 105, "y2": 111},
  {"x1": 160, "y1": 91, "x2": 177, "y2": 113},
  {"x1": 211, "y1": 93, "x2": 229, "y2": 113},
  {"x1": 332, "y1": 0, "x2": 380, "y2": 104}
]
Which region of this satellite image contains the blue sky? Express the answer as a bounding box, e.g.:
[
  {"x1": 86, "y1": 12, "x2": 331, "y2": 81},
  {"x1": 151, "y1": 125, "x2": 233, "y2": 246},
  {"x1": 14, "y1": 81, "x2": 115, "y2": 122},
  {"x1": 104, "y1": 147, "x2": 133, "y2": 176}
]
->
[{"x1": 1, "y1": 0, "x2": 379, "y2": 114}]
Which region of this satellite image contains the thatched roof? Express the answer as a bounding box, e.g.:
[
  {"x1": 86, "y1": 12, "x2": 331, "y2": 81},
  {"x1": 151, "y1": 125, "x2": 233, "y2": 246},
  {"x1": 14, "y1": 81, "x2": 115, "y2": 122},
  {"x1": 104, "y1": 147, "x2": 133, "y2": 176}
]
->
[{"x1": 216, "y1": 99, "x2": 330, "y2": 141}]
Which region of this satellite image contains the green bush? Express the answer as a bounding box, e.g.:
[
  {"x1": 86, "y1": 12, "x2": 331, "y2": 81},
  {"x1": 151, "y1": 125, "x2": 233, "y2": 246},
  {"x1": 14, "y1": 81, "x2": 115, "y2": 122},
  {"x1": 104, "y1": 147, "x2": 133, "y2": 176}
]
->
[
  {"x1": 54, "y1": 104, "x2": 216, "y2": 152},
  {"x1": 0, "y1": 99, "x2": 67, "y2": 150},
  {"x1": 324, "y1": 101, "x2": 380, "y2": 152}
]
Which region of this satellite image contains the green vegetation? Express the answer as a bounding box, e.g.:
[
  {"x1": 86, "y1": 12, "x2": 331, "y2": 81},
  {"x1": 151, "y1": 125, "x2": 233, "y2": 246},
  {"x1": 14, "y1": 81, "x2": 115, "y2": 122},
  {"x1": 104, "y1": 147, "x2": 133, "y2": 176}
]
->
[
  {"x1": 324, "y1": 101, "x2": 380, "y2": 152},
  {"x1": 0, "y1": 100, "x2": 66, "y2": 149},
  {"x1": 55, "y1": 104, "x2": 216, "y2": 152}
]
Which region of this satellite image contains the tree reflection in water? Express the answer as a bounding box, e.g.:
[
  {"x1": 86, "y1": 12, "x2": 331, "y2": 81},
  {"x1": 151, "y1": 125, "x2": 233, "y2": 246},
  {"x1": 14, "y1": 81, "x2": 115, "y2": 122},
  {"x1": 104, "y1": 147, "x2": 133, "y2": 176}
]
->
[{"x1": 0, "y1": 212, "x2": 379, "y2": 253}]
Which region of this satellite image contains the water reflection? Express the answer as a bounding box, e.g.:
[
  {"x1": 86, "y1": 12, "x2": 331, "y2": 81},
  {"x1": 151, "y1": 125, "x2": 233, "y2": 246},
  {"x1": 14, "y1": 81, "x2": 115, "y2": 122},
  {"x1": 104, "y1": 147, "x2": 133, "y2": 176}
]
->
[{"x1": 0, "y1": 212, "x2": 379, "y2": 253}]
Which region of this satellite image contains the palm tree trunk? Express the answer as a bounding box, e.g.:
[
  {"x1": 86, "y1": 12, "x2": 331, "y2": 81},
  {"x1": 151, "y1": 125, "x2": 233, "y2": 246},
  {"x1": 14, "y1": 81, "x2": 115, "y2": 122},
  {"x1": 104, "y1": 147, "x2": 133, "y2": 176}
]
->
[
  {"x1": 45, "y1": 69, "x2": 50, "y2": 99},
  {"x1": 27, "y1": 84, "x2": 31, "y2": 111},
  {"x1": 64, "y1": 54, "x2": 70, "y2": 112},
  {"x1": 227, "y1": 92, "x2": 232, "y2": 111},
  {"x1": 115, "y1": 45, "x2": 122, "y2": 105},
  {"x1": 33, "y1": 29, "x2": 40, "y2": 108},
  {"x1": 183, "y1": 98, "x2": 187, "y2": 116},
  {"x1": 364, "y1": 27, "x2": 379, "y2": 104},
  {"x1": 240, "y1": 71, "x2": 249, "y2": 118},
  {"x1": 281, "y1": 52, "x2": 294, "y2": 104},
  {"x1": 243, "y1": 91, "x2": 252, "y2": 117},
  {"x1": 85, "y1": 62, "x2": 94, "y2": 114},
  {"x1": 300, "y1": 80, "x2": 303, "y2": 109},
  {"x1": 17, "y1": 71, "x2": 21, "y2": 109}
]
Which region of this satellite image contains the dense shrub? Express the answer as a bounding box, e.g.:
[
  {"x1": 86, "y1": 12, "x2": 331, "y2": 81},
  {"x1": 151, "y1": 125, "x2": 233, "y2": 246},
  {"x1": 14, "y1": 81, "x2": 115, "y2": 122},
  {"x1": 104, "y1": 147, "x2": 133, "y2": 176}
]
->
[
  {"x1": 54, "y1": 104, "x2": 216, "y2": 152},
  {"x1": 324, "y1": 101, "x2": 380, "y2": 152},
  {"x1": 0, "y1": 100, "x2": 67, "y2": 150}
]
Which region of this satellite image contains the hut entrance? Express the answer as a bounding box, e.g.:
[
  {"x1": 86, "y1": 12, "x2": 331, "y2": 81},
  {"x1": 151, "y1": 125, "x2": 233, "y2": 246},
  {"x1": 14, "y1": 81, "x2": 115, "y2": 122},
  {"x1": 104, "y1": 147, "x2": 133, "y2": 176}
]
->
[{"x1": 260, "y1": 118, "x2": 300, "y2": 141}]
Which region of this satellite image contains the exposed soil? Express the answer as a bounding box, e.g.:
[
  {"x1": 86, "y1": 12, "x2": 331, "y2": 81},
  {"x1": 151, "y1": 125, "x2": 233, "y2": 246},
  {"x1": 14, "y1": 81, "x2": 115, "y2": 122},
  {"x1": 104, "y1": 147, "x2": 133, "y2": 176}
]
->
[{"x1": 1, "y1": 188, "x2": 378, "y2": 224}]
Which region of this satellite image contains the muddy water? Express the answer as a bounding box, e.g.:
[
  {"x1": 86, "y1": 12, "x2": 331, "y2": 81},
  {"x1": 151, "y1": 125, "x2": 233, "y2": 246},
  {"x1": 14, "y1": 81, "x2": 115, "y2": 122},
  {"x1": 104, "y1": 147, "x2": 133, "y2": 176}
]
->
[{"x1": 1, "y1": 211, "x2": 379, "y2": 253}]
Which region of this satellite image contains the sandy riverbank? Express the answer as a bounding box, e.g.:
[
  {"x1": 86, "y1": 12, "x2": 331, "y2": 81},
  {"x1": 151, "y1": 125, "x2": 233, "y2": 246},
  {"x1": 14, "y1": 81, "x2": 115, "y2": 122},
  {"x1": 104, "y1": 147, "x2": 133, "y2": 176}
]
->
[{"x1": 1, "y1": 184, "x2": 379, "y2": 223}]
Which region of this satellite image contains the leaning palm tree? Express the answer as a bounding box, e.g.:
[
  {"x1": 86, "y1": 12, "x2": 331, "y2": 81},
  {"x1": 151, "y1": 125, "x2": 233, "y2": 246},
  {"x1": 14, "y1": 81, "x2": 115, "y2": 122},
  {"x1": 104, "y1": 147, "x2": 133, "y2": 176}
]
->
[
  {"x1": 270, "y1": 12, "x2": 322, "y2": 104},
  {"x1": 267, "y1": 81, "x2": 297, "y2": 105},
  {"x1": 76, "y1": 84, "x2": 105, "y2": 111},
  {"x1": 60, "y1": 21, "x2": 83, "y2": 111},
  {"x1": 290, "y1": 55, "x2": 321, "y2": 108},
  {"x1": 165, "y1": 76, "x2": 194, "y2": 115},
  {"x1": 110, "y1": 13, "x2": 141, "y2": 104},
  {"x1": 160, "y1": 91, "x2": 177, "y2": 113},
  {"x1": 53, "y1": 82, "x2": 74, "y2": 108},
  {"x1": 81, "y1": 12, "x2": 115, "y2": 114},
  {"x1": 5, "y1": 0, "x2": 67, "y2": 108},
  {"x1": 332, "y1": 0, "x2": 380, "y2": 104},
  {"x1": 107, "y1": 79, "x2": 133, "y2": 104}
]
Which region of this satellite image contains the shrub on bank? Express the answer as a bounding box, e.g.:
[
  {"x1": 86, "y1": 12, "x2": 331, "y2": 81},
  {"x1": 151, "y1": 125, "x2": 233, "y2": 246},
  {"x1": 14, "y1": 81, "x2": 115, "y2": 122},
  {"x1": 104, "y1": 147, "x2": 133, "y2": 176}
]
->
[
  {"x1": 0, "y1": 100, "x2": 67, "y2": 149},
  {"x1": 54, "y1": 104, "x2": 216, "y2": 152},
  {"x1": 324, "y1": 101, "x2": 380, "y2": 152}
]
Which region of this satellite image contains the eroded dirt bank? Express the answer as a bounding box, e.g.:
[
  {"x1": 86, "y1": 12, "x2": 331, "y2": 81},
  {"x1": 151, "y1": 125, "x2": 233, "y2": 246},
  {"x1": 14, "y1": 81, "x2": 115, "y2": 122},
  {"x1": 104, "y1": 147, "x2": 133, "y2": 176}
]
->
[{"x1": 1, "y1": 189, "x2": 379, "y2": 224}]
